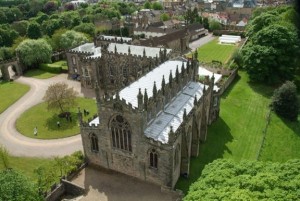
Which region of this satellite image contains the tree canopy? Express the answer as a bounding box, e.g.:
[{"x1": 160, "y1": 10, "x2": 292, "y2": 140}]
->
[
  {"x1": 0, "y1": 169, "x2": 41, "y2": 201},
  {"x1": 242, "y1": 6, "x2": 300, "y2": 84},
  {"x1": 59, "y1": 30, "x2": 88, "y2": 50},
  {"x1": 272, "y1": 81, "x2": 299, "y2": 121},
  {"x1": 16, "y1": 38, "x2": 52, "y2": 68},
  {"x1": 43, "y1": 82, "x2": 78, "y2": 114},
  {"x1": 184, "y1": 159, "x2": 300, "y2": 201}
]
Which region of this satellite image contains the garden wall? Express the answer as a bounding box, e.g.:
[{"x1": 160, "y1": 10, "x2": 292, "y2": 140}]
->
[{"x1": 218, "y1": 68, "x2": 238, "y2": 95}]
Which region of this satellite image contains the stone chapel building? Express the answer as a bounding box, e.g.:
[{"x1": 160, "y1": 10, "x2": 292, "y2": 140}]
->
[
  {"x1": 78, "y1": 53, "x2": 220, "y2": 188},
  {"x1": 66, "y1": 36, "x2": 171, "y2": 92}
]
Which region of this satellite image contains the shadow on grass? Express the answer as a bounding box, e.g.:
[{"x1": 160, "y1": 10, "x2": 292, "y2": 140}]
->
[
  {"x1": 248, "y1": 81, "x2": 275, "y2": 98},
  {"x1": 176, "y1": 117, "x2": 233, "y2": 194},
  {"x1": 45, "y1": 112, "x2": 77, "y2": 131},
  {"x1": 277, "y1": 113, "x2": 300, "y2": 137},
  {"x1": 221, "y1": 73, "x2": 241, "y2": 100},
  {"x1": 24, "y1": 69, "x2": 48, "y2": 77}
]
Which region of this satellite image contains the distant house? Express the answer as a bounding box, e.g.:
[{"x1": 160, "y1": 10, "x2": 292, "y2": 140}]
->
[{"x1": 138, "y1": 23, "x2": 207, "y2": 53}]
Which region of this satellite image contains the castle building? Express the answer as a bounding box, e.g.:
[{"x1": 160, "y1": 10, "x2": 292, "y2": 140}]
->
[
  {"x1": 66, "y1": 39, "x2": 171, "y2": 92},
  {"x1": 79, "y1": 54, "x2": 220, "y2": 188}
]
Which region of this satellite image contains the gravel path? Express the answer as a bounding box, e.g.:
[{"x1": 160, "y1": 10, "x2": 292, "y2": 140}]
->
[{"x1": 0, "y1": 74, "x2": 83, "y2": 157}]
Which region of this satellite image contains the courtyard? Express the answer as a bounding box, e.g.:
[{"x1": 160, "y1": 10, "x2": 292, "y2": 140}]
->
[{"x1": 71, "y1": 166, "x2": 180, "y2": 201}]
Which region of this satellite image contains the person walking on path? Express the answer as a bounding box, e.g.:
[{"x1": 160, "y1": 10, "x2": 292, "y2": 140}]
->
[{"x1": 34, "y1": 127, "x2": 38, "y2": 136}]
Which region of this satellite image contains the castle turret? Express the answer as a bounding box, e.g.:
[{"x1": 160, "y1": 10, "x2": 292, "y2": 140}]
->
[
  {"x1": 152, "y1": 81, "x2": 157, "y2": 99},
  {"x1": 137, "y1": 88, "x2": 144, "y2": 111},
  {"x1": 144, "y1": 88, "x2": 148, "y2": 110},
  {"x1": 161, "y1": 75, "x2": 166, "y2": 95}
]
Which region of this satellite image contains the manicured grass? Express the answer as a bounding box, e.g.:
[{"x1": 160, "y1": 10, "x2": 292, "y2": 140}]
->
[
  {"x1": 0, "y1": 155, "x2": 54, "y2": 181},
  {"x1": 23, "y1": 60, "x2": 68, "y2": 79},
  {"x1": 23, "y1": 69, "x2": 58, "y2": 79},
  {"x1": 0, "y1": 81, "x2": 30, "y2": 114},
  {"x1": 176, "y1": 71, "x2": 274, "y2": 193},
  {"x1": 16, "y1": 97, "x2": 97, "y2": 139},
  {"x1": 259, "y1": 113, "x2": 300, "y2": 162},
  {"x1": 196, "y1": 38, "x2": 238, "y2": 64},
  {"x1": 52, "y1": 60, "x2": 68, "y2": 70}
]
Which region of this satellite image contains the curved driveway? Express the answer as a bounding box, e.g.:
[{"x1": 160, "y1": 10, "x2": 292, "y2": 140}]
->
[{"x1": 0, "y1": 74, "x2": 84, "y2": 157}]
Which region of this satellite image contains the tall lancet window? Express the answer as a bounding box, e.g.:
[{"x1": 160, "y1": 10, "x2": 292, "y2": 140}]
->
[
  {"x1": 111, "y1": 115, "x2": 132, "y2": 152},
  {"x1": 90, "y1": 133, "x2": 99, "y2": 152},
  {"x1": 149, "y1": 149, "x2": 158, "y2": 169}
]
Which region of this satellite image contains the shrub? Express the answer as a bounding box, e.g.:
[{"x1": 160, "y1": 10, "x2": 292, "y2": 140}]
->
[
  {"x1": 271, "y1": 81, "x2": 299, "y2": 121},
  {"x1": 39, "y1": 63, "x2": 62, "y2": 73}
]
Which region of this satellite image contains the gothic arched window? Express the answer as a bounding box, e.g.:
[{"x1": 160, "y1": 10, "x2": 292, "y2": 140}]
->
[
  {"x1": 111, "y1": 115, "x2": 132, "y2": 152},
  {"x1": 149, "y1": 149, "x2": 158, "y2": 169},
  {"x1": 90, "y1": 133, "x2": 99, "y2": 152}
]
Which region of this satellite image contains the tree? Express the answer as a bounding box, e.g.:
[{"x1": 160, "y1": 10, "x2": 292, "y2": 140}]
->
[
  {"x1": 242, "y1": 24, "x2": 299, "y2": 84},
  {"x1": 0, "y1": 169, "x2": 41, "y2": 201},
  {"x1": 144, "y1": 1, "x2": 151, "y2": 9},
  {"x1": 43, "y1": 1, "x2": 58, "y2": 14},
  {"x1": 160, "y1": 13, "x2": 170, "y2": 22},
  {"x1": 43, "y1": 82, "x2": 78, "y2": 114},
  {"x1": 11, "y1": 20, "x2": 29, "y2": 36},
  {"x1": 203, "y1": 17, "x2": 209, "y2": 29},
  {"x1": 209, "y1": 20, "x2": 221, "y2": 31},
  {"x1": 73, "y1": 23, "x2": 95, "y2": 37},
  {"x1": 16, "y1": 39, "x2": 52, "y2": 68},
  {"x1": 272, "y1": 81, "x2": 299, "y2": 121},
  {"x1": 184, "y1": 159, "x2": 300, "y2": 201},
  {"x1": 60, "y1": 30, "x2": 88, "y2": 49},
  {"x1": 27, "y1": 22, "x2": 42, "y2": 39},
  {"x1": 152, "y1": 2, "x2": 163, "y2": 10},
  {"x1": 0, "y1": 146, "x2": 9, "y2": 169}
]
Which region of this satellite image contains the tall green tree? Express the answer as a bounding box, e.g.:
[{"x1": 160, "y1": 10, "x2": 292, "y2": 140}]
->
[
  {"x1": 272, "y1": 81, "x2": 299, "y2": 121},
  {"x1": 59, "y1": 30, "x2": 88, "y2": 49},
  {"x1": 27, "y1": 22, "x2": 42, "y2": 39},
  {"x1": 242, "y1": 24, "x2": 299, "y2": 84},
  {"x1": 184, "y1": 159, "x2": 300, "y2": 201},
  {"x1": 0, "y1": 169, "x2": 41, "y2": 201},
  {"x1": 0, "y1": 146, "x2": 9, "y2": 169},
  {"x1": 16, "y1": 39, "x2": 52, "y2": 68}
]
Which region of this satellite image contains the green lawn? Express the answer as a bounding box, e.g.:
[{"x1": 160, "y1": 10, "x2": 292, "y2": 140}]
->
[
  {"x1": 0, "y1": 81, "x2": 30, "y2": 113},
  {"x1": 16, "y1": 97, "x2": 97, "y2": 139},
  {"x1": 0, "y1": 155, "x2": 54, "y2": 181},
  {"x1": 259, "y1": 113, "x2": 300, "y2": 162},
  {"x1": 196, "y1": 38, "x2": 238, "y2": 64},
  {"x1": 23, "y1": 60, "x2": 68, "y2": 79},
  {"x1": 23, "y1": 69, "x2": 58, "y2": 79},
  {"x1": 176, "y1": 71, "x2": 275, "y2": 193}
]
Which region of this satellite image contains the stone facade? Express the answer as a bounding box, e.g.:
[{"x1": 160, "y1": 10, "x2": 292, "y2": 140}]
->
[
  {"x1": 66, "y1": 42, "x2": 170, "y2": 92},
  {"x1": 79, "y1": 55, "x2": 220, "y2": 188}
]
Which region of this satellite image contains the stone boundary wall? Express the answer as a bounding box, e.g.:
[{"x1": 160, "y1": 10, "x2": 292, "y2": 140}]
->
[
  {"x1": 45, "y1": 180, "x2": 85, "y2": 201},
  {"x1": 218, "y1": 68, "x2": 238, "y2": 95},
  {"x1": 161, "y1": 186, "x2": 184, "y2": 201},
  {"x1": 45, "y1": 163, "x2": 87, "y2": 201}
]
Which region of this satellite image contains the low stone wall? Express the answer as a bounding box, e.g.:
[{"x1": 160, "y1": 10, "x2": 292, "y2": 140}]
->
[
  {"x1": 62, "y1": 179, "x2": 86, "y2": 196},
  {"x1": 45, "y1": 180, "x2": 85, "y2": 201},
  {"x1": 45, "y1": 183, "x2": 65, "y2": 201},
  {"x1": 161, "y1": 186, "x2": 184, "y2": 201},
  {"x1": 217, "y1": 68, "x2": 238, "y2": 95},
  {"x1": 45, "y1": 163, "x2": 87, "y2": 201}
]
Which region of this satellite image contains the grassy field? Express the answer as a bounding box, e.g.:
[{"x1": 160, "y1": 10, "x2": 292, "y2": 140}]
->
[
  {"x1": 176, "y1": 71, "x2": 275, "y2": 193},
  {"x1": 23, "y1": 69, "x2": 58, "y2": 79},
  {"x1": 196, "y1": 38, "x2": 238, "y2": 64},
  {"x1": 0, "y1": 81, "x2": 30, "y2": 114},
  {"x1": 23, "y1": 60, "x2": 68, "y2": 79},
  {"x1": 0, "y1": 155, "x2": 54, "y2": 180},
  {"x1": 16, "y1": 97, "x2": 97, "y2": 139},
  {"x1": 259, "y1": 113, "x2": 300, "y2": 162}
]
